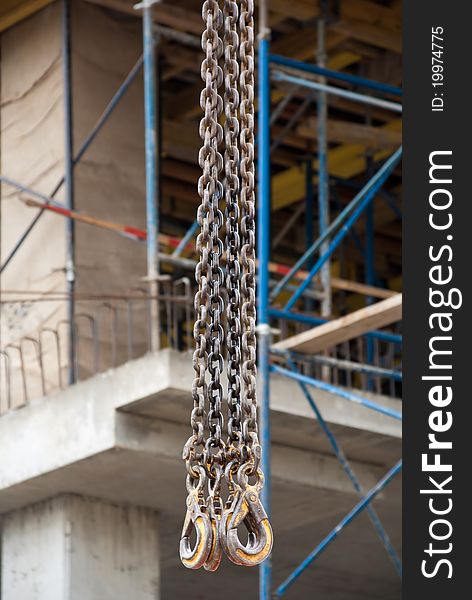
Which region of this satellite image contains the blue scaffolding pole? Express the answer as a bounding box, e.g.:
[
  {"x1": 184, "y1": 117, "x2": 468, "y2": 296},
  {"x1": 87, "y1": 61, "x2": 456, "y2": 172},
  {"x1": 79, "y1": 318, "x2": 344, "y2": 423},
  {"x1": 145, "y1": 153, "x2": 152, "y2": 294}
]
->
[
  {"x1": 142, "y1": 1, "x2": 160, "y2": 352},
  {"x1": 316, "y1": 16, "x2": 331, "y2": 318},
  {"x1": 304, "y1": 159, "x2": 314, "y2": 313},
  {"x1": 269, "y1": 53, "x2": 403, "y2": 97},
  {"x1": 365, "y1": 153, "x2": 375, "y2": 389},
  {"x1": 257, "y1": 26, "x2": 272, "y2": 600},
  {"x1": 62, "y1": 0, "x2": 75, "y2": 385},
  {"x1": 270, "y1": 364, "x2": 402, "y2": 421}
]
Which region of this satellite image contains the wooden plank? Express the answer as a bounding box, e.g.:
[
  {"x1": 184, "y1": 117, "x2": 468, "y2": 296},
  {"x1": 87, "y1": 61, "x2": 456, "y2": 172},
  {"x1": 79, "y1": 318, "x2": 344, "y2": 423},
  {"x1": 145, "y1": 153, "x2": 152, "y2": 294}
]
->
[
  {"x1": 342, "y1": 0, "x2": 401, "y2": 33},
  {"x1": 332, "y1": 19, "x2": 401, "y2": 54},
  {"x1": 329, "y1": 278, "x2": 396, "y2": 300},
  {"x1": 297, "y1": 117, "x2": 402, "y2": 150},
  {"x1": 273, "y1": 294, "x2": 402, "y2": 354},
  {"x1": 268, "y1": 0, "x2": 320, "y2": 21},
  {"x1": 272, "y1": 28, "x2": 346, "y2": 62}
]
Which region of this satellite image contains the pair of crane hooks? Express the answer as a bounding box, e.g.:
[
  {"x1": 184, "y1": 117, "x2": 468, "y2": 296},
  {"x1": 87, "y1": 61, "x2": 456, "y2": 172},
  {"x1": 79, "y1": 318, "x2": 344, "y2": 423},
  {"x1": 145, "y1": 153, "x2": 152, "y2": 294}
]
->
[{"x1": 180, "y1": 0, "x2": 273, "y2": 570}]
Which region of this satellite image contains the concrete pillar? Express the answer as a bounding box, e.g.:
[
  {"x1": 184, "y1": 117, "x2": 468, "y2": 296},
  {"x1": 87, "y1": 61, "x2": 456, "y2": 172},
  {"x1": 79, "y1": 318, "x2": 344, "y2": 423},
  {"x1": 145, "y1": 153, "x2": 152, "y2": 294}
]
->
[{"x1": 1, "y1": 495, "x2": 160, "y2": 600}]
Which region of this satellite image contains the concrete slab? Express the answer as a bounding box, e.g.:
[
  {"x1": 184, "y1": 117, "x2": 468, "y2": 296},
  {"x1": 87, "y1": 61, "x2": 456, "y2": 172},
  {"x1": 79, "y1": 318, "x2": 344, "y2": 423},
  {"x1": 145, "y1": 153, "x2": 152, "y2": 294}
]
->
[
  {"x1": 1, "y1": 495, "x2": 160, "y2": 600},
  {"x1": 0, "y1": 349, "x2": 402, "y2": 600}
]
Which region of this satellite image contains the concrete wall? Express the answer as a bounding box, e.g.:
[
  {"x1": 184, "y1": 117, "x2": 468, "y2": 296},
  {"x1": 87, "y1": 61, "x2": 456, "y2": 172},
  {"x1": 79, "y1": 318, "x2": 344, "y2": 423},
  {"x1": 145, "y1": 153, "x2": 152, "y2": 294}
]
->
[
  {"x1": 71, "y1": 2, "x2": 149, "y2": 376},
  {"x1": 1, "y1": 2, "x2": 153, "y2": 405},
  {"x1": 1, "y1": 495, "x2": 160, "y2": 600},
  {"x1": 1, "y1": 3, "x2": 67, "y2": 407}
]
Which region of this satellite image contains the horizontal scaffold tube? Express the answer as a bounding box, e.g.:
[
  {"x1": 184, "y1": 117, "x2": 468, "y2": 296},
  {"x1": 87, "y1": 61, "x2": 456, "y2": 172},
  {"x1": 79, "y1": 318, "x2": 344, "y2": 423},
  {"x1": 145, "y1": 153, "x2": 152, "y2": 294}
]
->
[
  {"x1": 272, "y1": 71, "x2": 402, "y2": 113},
  {"x1": 269, "y1": 53, "x2": 402, "y2": 97},
  {"x1": 270, "y1": 363, "x2": 402, "y2": 420}
]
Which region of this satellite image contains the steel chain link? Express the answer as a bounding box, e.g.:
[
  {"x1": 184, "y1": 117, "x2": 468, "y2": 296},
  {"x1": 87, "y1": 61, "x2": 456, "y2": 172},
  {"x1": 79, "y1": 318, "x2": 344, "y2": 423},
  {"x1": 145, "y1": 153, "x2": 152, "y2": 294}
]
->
[
  {"x1": 223, "y1": 0, "x2": 242, "y2": 458},
  {"x1": 239, "y1": 0, "x2": 260, "y2": 470},
  {"x1": 199, "y1": 0, "x2": 225, "y2": 490}
]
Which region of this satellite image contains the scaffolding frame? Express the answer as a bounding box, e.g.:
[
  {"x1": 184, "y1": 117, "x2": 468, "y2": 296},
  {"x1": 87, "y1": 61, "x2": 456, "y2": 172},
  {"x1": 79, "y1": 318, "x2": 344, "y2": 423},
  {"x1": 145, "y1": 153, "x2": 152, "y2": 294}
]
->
[
  {"x1": 0, "y1": 2, "x2": 403, "y2": 598},
  {"x1": 257, "y1": 22, "x2": 403, "y2": 598}
]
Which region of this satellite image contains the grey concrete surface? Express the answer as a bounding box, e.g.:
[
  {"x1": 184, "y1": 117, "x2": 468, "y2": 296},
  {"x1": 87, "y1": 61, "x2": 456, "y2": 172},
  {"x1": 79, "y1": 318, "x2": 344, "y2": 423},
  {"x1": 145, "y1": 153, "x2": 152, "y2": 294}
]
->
[
  {"x1": 0, "y1": 350, "x2": 402, "y2": 599},
  {"x1": 1, "y1": 495, "x2": 160, "y2": 600}
]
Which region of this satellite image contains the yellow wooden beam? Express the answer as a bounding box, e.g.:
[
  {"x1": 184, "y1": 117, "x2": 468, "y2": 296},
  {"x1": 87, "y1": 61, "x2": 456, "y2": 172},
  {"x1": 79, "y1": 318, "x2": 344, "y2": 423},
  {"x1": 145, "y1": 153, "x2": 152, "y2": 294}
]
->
[
  {"x1": 0, "y1": 0, "x2": 54, "y2": 33},
  {"x1": 272, "y1": 120, "x2": 402, "y2": 211}
]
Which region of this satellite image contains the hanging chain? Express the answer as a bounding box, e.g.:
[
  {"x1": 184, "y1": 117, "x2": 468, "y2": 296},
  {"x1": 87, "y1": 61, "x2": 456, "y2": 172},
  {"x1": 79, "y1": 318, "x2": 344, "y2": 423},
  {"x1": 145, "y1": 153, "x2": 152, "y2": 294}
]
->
[
  {"x1": 199, "y1": 0, "x2": 225, "y2": 490},
  {"x1": 184, "y1": 0, "x2": 224, "y2": 489},
  {"x1": 180, "y1": 0, "x2": 272, "y2": 570},
  {"x1": 239, "y1": 0, "x2": 260, "y2": 471},
  {"x1": 223, "y1": 0, "x2": 242, "y2": 460}
]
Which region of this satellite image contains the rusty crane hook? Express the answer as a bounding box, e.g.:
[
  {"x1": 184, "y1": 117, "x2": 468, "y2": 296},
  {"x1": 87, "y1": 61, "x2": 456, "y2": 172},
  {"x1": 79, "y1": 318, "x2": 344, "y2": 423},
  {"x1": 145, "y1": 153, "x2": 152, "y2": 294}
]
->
[
  {"x1": 220, "y1": 463, "x2": 273, "y2": 567},
  {"x1": 203, "y1": 468, "x2": 224, "y2": 572},
  {"x1": 179, "y1": 466, "x2": 213, "y2": 569}
]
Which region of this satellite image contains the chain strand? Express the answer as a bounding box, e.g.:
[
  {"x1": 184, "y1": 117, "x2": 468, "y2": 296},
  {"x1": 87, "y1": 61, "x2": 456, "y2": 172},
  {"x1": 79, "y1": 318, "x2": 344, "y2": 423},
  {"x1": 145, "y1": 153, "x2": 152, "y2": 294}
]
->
[
  {"x1": 181, "y1": 0, "x2": 272, "y2": 570},
  {"x1": 239, "y1": 0, "x2": 259, "y2": 468},
  {"x1": 223, "y1": 0, "x2": 242, "y2": 458}
]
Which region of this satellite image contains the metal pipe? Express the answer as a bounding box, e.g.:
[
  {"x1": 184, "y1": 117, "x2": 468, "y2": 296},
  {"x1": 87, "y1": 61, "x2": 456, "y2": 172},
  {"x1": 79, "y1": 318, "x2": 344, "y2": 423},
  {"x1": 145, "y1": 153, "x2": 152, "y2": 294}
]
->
[
  {"x1": 4, "y1": 344, "x2": 28, "y2": 405},
  {"x1": 62, "y1": 0, "x2": 76, "y2": 385},
  {"x1": 142, "y1": 3, "x2": 160, "y2": 352},
  {"x1": 0, "y1": 351, "x2": 12, "y2": 410},
  {"x1": 39, "y1": 328, "x2": 63, "y2": 389},
  {"x1": 269, "y1": 147, "x2": 402, "y2": 303},
  {"x1": 304, "y1": 160, "x2": 314, "y2": 313},
  {"x1": 269, "y1": 53, "x2": 402, "y2": 97},
  {"x1": 331, "y1": 184, "x2": 365, "y2": 255},
  {"x1": 284, "y1": 148, "x2": 402, "y2": 310},
  {"x1": 284, "y1": 356, "x2": 402, "y2": 574},
  {"x1": 0, "y1": 54, "x2": 144, "y2": 274},
  {"x1": 257, "y1": 21, "x2": 272, "y2": 600},
  {"x1": 20, "y1": 337, "x2": 46, "y2": 397},
  {"x1": 267, "y1": 308, "x2": 402, "y2": 344},
  {"x1": 332, "y1": 175, "x2": 402, "y2": 220},
  {"x1": 316, "y1": 17, "x2": 331, "y2": 318},
  {"x1": 0, "y1": 177, "x2": 64, "y2": 207},
  {"x1": 288, "y1": 352, "x2": 402, "y2": 381},
  {"x1": 274, "y1": 459, "x2": 403, "y2": 597},
  {"x1": 365, "y1": 153, "x2": 375, "y2": 389},
  {"x1": 284, "y1": 184, "x2": 388, "y2": 311},
  {"x1": 270, "y1": 364, "x2": 402, "y2": 420},
  {"x1": 172, "y1": 219, "x2": 199, "y2": 257},
  {"x1": 270, "y1": 91, "x2": 314, "y2": 154},
  {"x1": 305, "y1": 162, "x2": 314, "y2": 267},
  {"x1": 269, "y1": 85, "x2": 299, "y2": 126},
  {"x1": 272, "y1": 71, "x2": 403, "y2": 114}
]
